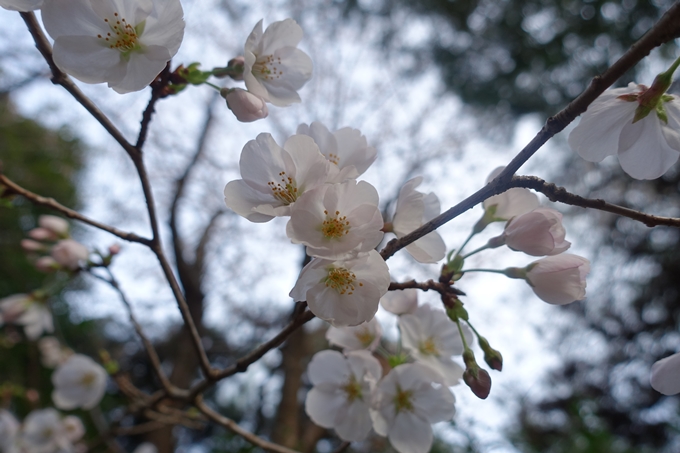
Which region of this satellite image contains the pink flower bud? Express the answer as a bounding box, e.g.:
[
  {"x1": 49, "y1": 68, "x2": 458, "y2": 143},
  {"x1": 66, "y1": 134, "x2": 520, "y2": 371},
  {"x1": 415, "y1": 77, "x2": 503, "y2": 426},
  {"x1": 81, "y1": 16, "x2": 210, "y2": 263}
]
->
[
  {"x1": 227, "y1": 56, "x2": 245, "y2": 81},
  {"x1": 38, "y1": 215, "x2": 69, "y2": 237},
  {"x1": 21, "y1": 239, "x2": 46, "y2": 252},
  {"x1": 224, "y1": 88, "x2": 268, "y2": 122},
  {"x1": 463, "y1": 367, "x2": 491, "y2": 399},
  {"x1": 50, "y1": 239, "x2": 89, "y2": 270},
  {"x1": 503, "y1": 208, "x2": 571, "y2": 256},
  {"x1": 108, "y1": 244, "x2": 121, "y2": 255},
  {"x1": 526, "y1": 254, "x2": 590, "y2": 305},
  {"x1": 28, "y1": 227, "x2": 58, "y2": 241},
  {"x1": 35, "y1": 256, "x2": 59, "y2": 273}
]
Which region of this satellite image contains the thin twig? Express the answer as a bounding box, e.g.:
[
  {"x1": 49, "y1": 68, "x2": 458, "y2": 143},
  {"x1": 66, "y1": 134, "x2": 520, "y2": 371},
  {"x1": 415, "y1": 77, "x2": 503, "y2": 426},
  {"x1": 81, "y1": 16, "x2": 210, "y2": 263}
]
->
[
  {"x1": 511, "y1": 176, "x2": 680, "y2": 228},
  {"x1": 20, "y1": 11, "x2": 214, "y2": 378},
  {"x1": 87, "y1": 268, "x2": 187, "y2": 398},
  {"x1": 195, "y1": 397, "x2": 302, "y2": 453},
  {"x1": 380, "y1": 2, "x2": 680, "y2": 260},
  {"x1": 0, "y1": 173, "x2": 151, "y2": 245},
  {"x1": 135, "y1": 63, "x2": 171, "y2": 150}
]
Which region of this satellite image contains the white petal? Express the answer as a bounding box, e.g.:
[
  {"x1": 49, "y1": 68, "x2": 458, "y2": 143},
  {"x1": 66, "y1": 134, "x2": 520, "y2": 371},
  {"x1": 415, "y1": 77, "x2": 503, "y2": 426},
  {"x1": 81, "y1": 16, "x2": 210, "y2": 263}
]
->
[
  {"x1": 405, "y1": 232, "x2": 446, "y2": 263},
  {"x1": 223, "y1": 179, "x2": 276, "y2": 223},
  {"x1": 52, "y1": 36, "x2": 125, "y2": 85},
  {"x1": 42, "y1": 0, "x2": 104, "y2": 39},
  {"x1": 388, "y1": 412, "x2": 433, "y2": 453},
  {"x1": 305, "y1": 387, "x2": 348, "y2": 428},
  {"x1": 139, "y1": 0, "x2": 185, "y2": 55},
  {"x1": 412, "y1": 383, "x2": 456, "y2": 423},
  {"x1": 617, "y1": 115, "x2": 680, "y2": 180},
  {"x1": 307, "y1": 350, "x2": 350, "y2": 386},
  {"x1": 110, "y1": 49, "x2": 170, "y2": 93},
  {"x1": 260, "y1": 19, "x2": 303, "y2": 55},
  {"x1": 650, "y1": 352, "x2": 680, "y2": 395},
  {"x1": 335, "y1": 400, "x2": 373, "y2": 441}
]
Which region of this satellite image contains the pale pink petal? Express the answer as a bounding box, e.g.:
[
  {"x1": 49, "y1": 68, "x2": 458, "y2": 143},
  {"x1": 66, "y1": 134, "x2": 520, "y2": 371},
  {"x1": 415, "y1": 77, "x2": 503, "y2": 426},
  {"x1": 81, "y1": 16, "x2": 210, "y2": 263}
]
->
[
  {"x1": 618, "y1": 114, "x2": 680, "y2": 180},
  {"x1": 650, "y1": 352, "x2": 680, "y2": 395},
  {"x1": 389, "y1": 412, "x2": 433, "y2": 453},
  {"x1": 52, "y1": 36, "x2": 125, "y2": 85}
]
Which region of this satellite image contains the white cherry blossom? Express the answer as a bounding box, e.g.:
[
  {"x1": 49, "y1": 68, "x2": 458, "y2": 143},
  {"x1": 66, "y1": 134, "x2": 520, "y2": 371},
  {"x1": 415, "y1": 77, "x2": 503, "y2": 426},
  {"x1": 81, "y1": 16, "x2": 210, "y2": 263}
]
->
[
  {"x1": 244, "y1": 19, "x2": 313, "y2": 106},
  {"x1": 224, "y1": 133, "x2": 333, "y2": 222},
  {"x1": 525, "y1": 254, "x2": 590, "y2": 305},
  {"x1": 326, "y1": 317, "x2": 382, "y2": 352},
  {"x1": 483, "y1": 167, "x2": 539, "y2": 220},
  {"x1": 503, "y1": 208, "x2": 571, "y2": 256},
  {"x1": 392, "y1": 177, "x2": 446, "y2": 263},
  {"x1": 286, "y1": 179, "x2": 384, "y2": 259},
  {"x1": 0, "y1": 0, "x2": 42, "y2": 11},
  {"x1": 305, "y1": 350, "x2": 382, "y2": 442},
  {"x1": 52, "y1": 354, "x2": 108, "y2": 410},
  {"x1": 399, "y1": 304, "x2": 470, "y2": 386},
  {"x1": 0, "y1": 293, "x2": 53, "y2": 340},
  {"x1": 290, "y1": 250, "x2": 390, "y2": 326},
  {"x1": 0, "y1": 410, "x2": 19, "y2": 453},
  {"x1": 42, "y1": 0, "x2": 185, "y2": 93},
  {"x1": 297, "y1": 122, "x2": 377, "y2": 181},
  {"x1": 380, "y1": 289, "x2": 418, "y2": 315},
  {"x1": 569, "y1": 82, "x2": 680, "y2": 180},
  {"x1": 372, "y1": 363, "x2": 456, "y2": 453},
  {"x1": 20, "y1": 409, "x2": 78, "y2": 453},
  {"x1": 650, "y1": 352, "x2": 680, "y2": 395}
]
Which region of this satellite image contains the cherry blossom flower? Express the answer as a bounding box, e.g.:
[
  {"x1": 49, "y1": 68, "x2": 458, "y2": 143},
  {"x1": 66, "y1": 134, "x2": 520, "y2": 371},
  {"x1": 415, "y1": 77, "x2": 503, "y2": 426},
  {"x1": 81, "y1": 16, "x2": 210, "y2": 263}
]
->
[
  {"x1": 286, "y1": 180, "x2": 384, "y2": 259},
  {"x1": 525, "y1": 254, "x2": 590, "y2": 305},
  {"x1": 326, "y1": 317, "x2": 382, "y2": 352},
  {"x1": 650, "y1": 352, "x2": 680, "y2": 395},
  {"x1": 28, "y1": 227, "x2": 59, "y2": 242},
  {"x1": 483, "y1": 167, "x2": 539, "y2": 220},
  {"x1": 297, "y1": 122, "x2": 377, "y2": 181},
  {"x1": 224, "y1": 133, "x2": 332, "y2": 222},
  {"x1": 380, "y1": 289, "x2": 418, "y2": 315},
  {"x1": 38, "y1": 215, "x2": 70, "y2": 237},
  {"x1": 50, "y1": 239, "x2": 89, "y2": 271},
  {"x1": 42, "y1": 0, "x2": 185, "y2": 94},
  {"x1": 223, "y1": 88, "x2": 268, "y2": 122},
  {"x1": 305, "y1": 350, "x2": 382, "y2": 442},
  {"x1": 0, "y1": 410, "x2": 19, "y2": 453},
  {"x1": 20, "y1": 409, "x2": 80, "y2": 453},
  {"x1": 569, "y1": 82, "x2": 680, "y2": 180},
  {"x1": 0, "y1": 293, "x2": 53, "y2": 340},
  {"x1": 39, "y1": 337, "x2": 72, "y2": 368},
  {"x1": 399, "y1": 304, "x2": 470, "y2": 386},
  {"x1": 392, "y1": 177, "x2": 446, "y2": 263},
  {"x1": 244, "y1": 19, "x2": 313, "y2": 106},
  {"x1": 62, "y1": 416, "x2": 85, "y2": 444},
  {"x1": 0, "y1": 0, "x2": 42, "y2": 11},
  {"x1": 52, "y1": 354, "x2": 108, "y2": 410},
  {"x1": 503, "y1": 208, "x2": 571, "y2": 256},
  {"x1": 372, "y1": 363, "x2": 456, "y2": 453},
  {"x1": 290, "y1": 250, "x2": 390, "y2": 326}
]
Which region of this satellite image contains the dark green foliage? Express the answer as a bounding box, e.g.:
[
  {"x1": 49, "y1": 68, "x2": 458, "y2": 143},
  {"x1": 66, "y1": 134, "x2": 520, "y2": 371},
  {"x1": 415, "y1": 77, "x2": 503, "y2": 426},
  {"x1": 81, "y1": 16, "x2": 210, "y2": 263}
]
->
[{"x1": 350, "y1": 0, "x2": 677, "y2": 117}]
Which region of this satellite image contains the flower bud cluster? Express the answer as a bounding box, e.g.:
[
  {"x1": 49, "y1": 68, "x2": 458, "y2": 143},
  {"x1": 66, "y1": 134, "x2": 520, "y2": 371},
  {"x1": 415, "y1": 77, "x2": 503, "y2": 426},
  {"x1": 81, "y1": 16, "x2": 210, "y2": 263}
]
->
[
  {"x1": 22, "y1": 215, "x2": 89, "y2": 273},
  {"x1": 475, "y1": 167, "x2": 590, "y2": 305}
]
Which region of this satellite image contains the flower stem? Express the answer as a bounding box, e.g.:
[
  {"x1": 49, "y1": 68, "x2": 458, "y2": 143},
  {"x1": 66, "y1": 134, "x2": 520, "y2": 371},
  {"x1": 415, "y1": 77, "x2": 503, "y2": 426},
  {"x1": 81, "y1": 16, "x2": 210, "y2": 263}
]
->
[
  {"x1": 462, "y1": 243, "x2": 493, "y2": 259},
  {"x1": 204, "y1": 82, "x2": 222, "y2": 91},
  {"x1": 461, "y1": 268, "x2": 507, "y2": 275}
]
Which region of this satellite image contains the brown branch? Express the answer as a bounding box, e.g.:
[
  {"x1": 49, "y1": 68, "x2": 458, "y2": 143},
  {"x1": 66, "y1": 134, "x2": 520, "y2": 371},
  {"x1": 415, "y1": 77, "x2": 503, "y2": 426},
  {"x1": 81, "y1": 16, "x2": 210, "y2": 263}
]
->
[
  {"x1": 20, "y1": 11, "x2": 214, "y2": 379},
  {"x1": 135, "y1": 63, "x2": 171, "y2": 150},
  {"x1": 188, "y1": 309, "x2": 315, "y2": 398},
  {"x1": 511, "y1": 176, "x2": 680, "y2": 228},
  {"x1": 87, "y1": 268, "x2": 188, "y2": 398},
  {"x1": 380, "y1": 2, "x2": 680, "y2": 260},
  {"x1": 0, "y1": 173, "x2": 151, "y2": 245},
  {"x1": 195, "y1": 397, "x2": 302, "y2": 453}
]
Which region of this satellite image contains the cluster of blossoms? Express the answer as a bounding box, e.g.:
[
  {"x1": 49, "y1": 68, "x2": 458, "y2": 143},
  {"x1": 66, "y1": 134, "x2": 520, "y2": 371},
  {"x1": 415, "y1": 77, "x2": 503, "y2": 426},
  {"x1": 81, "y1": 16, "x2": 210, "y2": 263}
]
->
[
  {"x1": 307, "y1": 296, "x2": 464, "y2": 453},
  {"x1": 21, "y1": 215, "x2": 89, "y2": 273},
  {"x1": 224, "y1": 121, "x2": 447, "y2": 327},
  {"x1": 0, "y1": 408, "x2": 85, "y2": 453}
]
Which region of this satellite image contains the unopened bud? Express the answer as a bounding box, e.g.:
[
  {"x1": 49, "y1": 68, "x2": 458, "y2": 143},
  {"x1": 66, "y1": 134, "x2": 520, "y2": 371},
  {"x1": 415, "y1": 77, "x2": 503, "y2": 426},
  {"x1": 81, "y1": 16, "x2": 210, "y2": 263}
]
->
[
  {"x1": 28, "y1": 227, "x2": 58, "y2": 241},
  {"x1": 222, "y1": 88, "x2": 268, "y2": 122},
  {"x1": 21, "y1": 239, "x2": 46, "y2": 252},
  {"x1": 108, "y1": 244, "x2": 121, "y2": 255},
  {"x1": 477, "y1": 336, "x2": 503, "y2": 371},
  {"x1": 38, "y1": 215, "x2": 69, "y2": 237},
  {"x1": 463, "y1": 367, "x2": 492, "y2": 399},
  {"x1": 35, "y1": 256, "x2": 59, "y2": 273}
]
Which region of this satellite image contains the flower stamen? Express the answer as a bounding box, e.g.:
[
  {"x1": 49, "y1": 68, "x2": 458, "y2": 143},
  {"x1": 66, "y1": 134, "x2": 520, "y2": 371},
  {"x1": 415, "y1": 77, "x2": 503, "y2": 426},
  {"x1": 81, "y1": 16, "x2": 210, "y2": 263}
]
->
[
  {"x1": 324, "y1": 267, "x2": 357, "y2": 295},
  {"x1": 252, "y1": 55, "x2": 284, "y2": 81},
  {"x1": 321, "y1": 210, "x2": 350, "y2": 239},
  {"x1": 100, "y1": 14, "x2": 142, "y2": 54},
  {"x1": 268, "y1": 172, "x2": 298, "y2": 205}
]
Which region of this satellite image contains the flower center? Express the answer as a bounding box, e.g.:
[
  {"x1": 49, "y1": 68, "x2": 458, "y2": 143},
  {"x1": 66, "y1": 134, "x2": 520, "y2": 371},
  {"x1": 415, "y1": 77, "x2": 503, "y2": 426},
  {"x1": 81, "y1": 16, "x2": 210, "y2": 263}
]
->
[
  {"x1": 418, "y1": 337, "x2": 439, "y2": 356},
  {"x1": 393, "y1": 386, "x2": 414, "y2": 413},
  {"x1": 324, "y1": 267, "x2": 363, "y2": 295},
  {"x1": 341, "y1": 375, "x2": 363, "y2": 402},
  {"x1": 98, "y1": 13, "x2": 143, "y2": 54},
  {"x1": 355, "y1": 328, "x2": 375, "y2": 347},
  {"x1": 321, "y1": 210, "x2": 350, "y2": 239},
  {"x1": 268, "y1": 171, "x2": 298, "y2": 205},
  {"x1": 253, "y1": 55, "x2": 284, "y2": 81},
  {"x1": 80, "y1": 371, "x2": 97, "y2": 387},
  {"x1": 326, "y1": 152, "x2": 340, "y2": 166}
]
